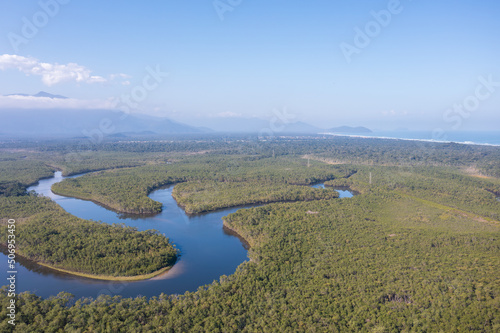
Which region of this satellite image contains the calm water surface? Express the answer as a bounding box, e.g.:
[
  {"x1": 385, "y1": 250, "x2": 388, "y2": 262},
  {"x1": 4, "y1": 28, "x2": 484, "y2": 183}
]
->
[
  {"x1": 311, "y1": 183, "x2": 356, "y2": 198},
  {"x1": 1, "y1": 172, "x2": 354, "y2": 300}
]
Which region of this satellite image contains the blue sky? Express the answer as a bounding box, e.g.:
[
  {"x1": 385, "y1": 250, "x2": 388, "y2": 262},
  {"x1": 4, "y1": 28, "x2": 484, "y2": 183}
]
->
[{"x1": 0, "y1": 0, "x2": 499, "y2": 131}]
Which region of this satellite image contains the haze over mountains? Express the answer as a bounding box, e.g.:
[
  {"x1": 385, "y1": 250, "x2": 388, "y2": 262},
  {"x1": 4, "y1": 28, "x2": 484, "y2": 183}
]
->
[
  {"x1": 6, "y1": 91, "x2": 69, "y2": 99},
  {"x1": 0, "y1": 92, "x2": 371, "y2": 137}
]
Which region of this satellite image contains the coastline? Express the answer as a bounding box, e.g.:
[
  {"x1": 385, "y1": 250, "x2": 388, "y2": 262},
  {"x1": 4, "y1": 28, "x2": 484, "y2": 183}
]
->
[{"x1": 321, "y1": 132, "x2": 500, "y2": 147}]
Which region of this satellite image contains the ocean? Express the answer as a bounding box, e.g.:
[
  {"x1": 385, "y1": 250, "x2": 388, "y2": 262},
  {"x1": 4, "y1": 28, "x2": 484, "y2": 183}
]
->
[{"x1": 324, "y1": 130, "x2": 500, "y2": 147}]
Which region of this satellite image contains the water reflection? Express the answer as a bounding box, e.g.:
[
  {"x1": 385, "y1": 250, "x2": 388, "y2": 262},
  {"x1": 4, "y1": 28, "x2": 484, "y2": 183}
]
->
[
  {"x1": 1, "y1": 172, "x2": 250, "y2": 299},
  {"x1": 310, "y1": 183, "x2": 358, "y2": 198},
  {"x1": 0, "y1": 172, "x2": 356, "y2": 300}
]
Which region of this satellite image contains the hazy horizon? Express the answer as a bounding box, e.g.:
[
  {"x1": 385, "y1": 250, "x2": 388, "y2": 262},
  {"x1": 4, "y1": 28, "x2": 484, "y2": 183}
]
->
[{"x1": 1, "y1": 1, "x2": 499, "y2": 132}]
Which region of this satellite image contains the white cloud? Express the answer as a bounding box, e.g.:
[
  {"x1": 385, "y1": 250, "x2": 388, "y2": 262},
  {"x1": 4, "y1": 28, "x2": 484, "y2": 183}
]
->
[
  {"x1": 0, "y1": 54, "x2": 129, "y2": 86},
  {"x1": 0, "y1": 95, "x2": 117, "y2": 109},
  {"x1": 110, "y1": 73, "x2": 132, "y2": 80}
]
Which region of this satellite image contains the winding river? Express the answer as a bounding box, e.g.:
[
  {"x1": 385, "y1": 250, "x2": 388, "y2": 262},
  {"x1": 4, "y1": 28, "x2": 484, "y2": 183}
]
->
[{"x1": 1, "y1": 172, "x2": 353, "y2": 300}]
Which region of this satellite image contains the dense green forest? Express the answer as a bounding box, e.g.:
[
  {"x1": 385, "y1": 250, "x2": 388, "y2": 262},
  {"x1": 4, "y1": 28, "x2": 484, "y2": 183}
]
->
[
  {"x1": 0, "y1": 151, "x2": 178, "y2": 279},
  {"x1": 2, "y1": 185, "x2": 499, "y2": 332},
  {"x1": 51, "y1": 156, "x2": 349, "y2": 214},
  {"x1": 323, "y1": 165, "x2": 500, "y2": 220},
  {"x1": 0, "y1": 195, "x2": 177, "y2": 278},
  {"x1": 173, "y1": 181, "x2": 339, "y2": 214},
  {"x1": 2, "y1": 135, "x2": 499, "y2": 176},
  {"x1": 0, "y1": 155, "x2": 54, "y2": 197},
  {"x1": 0, "y1": 137, "x2": 499, "y2": 331}
]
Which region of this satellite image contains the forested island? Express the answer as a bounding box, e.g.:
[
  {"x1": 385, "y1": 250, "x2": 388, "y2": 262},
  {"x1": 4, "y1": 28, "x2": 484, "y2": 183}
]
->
[{"x1": 0, "y1": 136, "x2": 499, "y2": 331}]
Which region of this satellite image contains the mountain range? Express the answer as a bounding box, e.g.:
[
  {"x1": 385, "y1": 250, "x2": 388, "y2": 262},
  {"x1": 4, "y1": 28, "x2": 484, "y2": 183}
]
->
[
  {"x1": 6, "y1": 91, "x2": 68, "y2": 99},
  {"x1": 0, "y1": 92, "x2": 372, "y2": 137},
  {"x1": 0, "y1": 108, "x2": 208, "y2": 137}
]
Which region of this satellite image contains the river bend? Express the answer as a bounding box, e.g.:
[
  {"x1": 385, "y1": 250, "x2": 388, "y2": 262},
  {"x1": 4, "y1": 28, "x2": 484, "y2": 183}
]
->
[{"x1": 1, "y1": 172, "x2": 353, "y2": 299}]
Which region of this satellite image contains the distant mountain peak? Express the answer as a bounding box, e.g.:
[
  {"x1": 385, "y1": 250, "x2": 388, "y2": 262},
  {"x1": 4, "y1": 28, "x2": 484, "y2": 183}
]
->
[
  {"x1": 34, "y1": 91, "x2": 68, "y2": 99},
  {"x1": 0, "y1": 108, "x2": 211, "y2": 137},
  {"x1": 5, "y1": 91, "x2": 68, "y2": 99}
]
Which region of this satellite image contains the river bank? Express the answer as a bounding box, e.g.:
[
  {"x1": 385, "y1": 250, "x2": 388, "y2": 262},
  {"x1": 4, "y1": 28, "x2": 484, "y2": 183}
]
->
[{"x1": 2, "y1": 171, "x2": 354, "y2": 299}]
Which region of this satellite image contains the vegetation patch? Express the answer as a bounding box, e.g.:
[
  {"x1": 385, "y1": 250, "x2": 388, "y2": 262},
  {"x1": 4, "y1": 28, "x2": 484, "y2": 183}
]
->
[
  {"x1": 0, "y1": 138, "x2": 499, "y2": 331},
  {"x1": 0, "y1": 195, "x2": 178, "y2": 278},
  {"x1": 173, "y1": 180, "x2": 339, "y2": 214}
]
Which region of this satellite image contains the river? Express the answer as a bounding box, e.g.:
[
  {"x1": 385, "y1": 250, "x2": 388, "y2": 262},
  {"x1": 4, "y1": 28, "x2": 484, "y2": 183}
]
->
[{"x1": 1, "y1": 172, "x2": 354, "y2": 300}]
